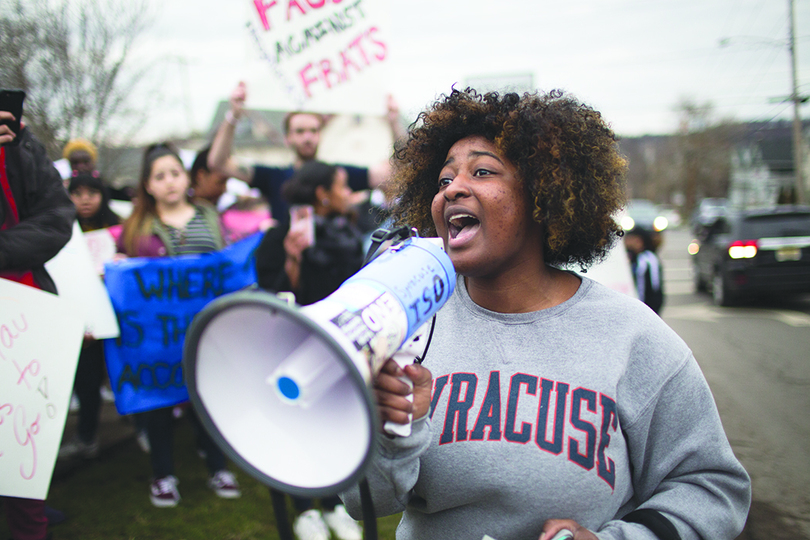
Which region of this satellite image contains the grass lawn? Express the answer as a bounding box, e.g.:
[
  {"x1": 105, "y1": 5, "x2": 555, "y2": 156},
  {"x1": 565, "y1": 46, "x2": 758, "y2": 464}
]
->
[{"x1": 1, "y1": 415, "x2": 402, "y2": 540}]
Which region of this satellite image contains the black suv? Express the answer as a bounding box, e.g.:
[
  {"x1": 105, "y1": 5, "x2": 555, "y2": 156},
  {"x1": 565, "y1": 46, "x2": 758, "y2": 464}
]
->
[{"x1": 691, "y1": 205, "x2": 810, "y2": 306}]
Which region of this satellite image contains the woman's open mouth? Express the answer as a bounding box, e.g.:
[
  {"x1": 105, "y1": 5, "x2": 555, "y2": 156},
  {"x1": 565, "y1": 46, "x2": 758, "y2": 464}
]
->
[{"x1": 447, "y1": 212, "x2": 480, "y2": 246}]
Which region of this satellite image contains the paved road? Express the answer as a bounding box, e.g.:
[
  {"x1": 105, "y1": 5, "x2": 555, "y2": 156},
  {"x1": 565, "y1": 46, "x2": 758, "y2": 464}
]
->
[{"x1": 658, "y1": 228, "x2": 810, "y2": 539}]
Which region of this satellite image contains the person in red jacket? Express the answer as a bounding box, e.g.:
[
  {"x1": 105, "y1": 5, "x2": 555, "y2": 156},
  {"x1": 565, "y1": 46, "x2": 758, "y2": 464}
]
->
[{"x1": 1, "y1": 111, "x2": 75, "y2": 540}]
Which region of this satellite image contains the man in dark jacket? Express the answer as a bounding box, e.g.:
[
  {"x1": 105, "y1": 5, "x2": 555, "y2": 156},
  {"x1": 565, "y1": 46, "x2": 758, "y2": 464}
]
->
[{"x1": 1, "y1": 111, "x2": 75, "y2": 540}]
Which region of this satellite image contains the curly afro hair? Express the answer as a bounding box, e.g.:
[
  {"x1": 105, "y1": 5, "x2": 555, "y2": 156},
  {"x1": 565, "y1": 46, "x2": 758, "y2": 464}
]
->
[{"x1": 386, "y1": 88, "x2": 628, "y2": 270}]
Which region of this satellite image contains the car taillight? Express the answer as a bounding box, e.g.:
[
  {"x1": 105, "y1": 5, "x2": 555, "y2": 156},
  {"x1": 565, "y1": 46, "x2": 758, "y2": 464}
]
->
[{"x1": 728, "y1": 240, "x2": 758, "y2": 259}]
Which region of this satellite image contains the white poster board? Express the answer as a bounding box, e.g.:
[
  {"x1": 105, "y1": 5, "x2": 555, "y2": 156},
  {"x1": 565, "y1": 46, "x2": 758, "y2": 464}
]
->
[
  {"x1": 577, "y1": 241, "x2": 637, "y2": 299},
  {"x1": 244, "y1": 0, "x2": 392, "y2": 115},
  {"x1": 44, "y1": 222, "x2": 120, "y2": 339},
  {"x1": 82, "y1": 228, "x2": 118, "y2": 276},
  {"x1": 0, "y1": 278, "x2": 84, "y2": 499}
]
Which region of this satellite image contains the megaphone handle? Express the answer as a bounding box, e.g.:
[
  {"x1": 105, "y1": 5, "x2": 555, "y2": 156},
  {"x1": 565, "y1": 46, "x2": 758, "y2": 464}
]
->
[{"x1": 383, "y1": 352, "x2": 414, "y2": 437}]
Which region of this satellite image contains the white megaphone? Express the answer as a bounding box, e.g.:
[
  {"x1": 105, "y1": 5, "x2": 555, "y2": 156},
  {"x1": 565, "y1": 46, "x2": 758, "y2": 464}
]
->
[{"x1": 183, "y1": 231, "x2": 455, "y2": 497}]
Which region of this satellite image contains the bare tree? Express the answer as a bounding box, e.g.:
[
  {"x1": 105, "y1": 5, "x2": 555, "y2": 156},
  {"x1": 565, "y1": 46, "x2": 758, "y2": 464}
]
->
[
  {"x1": 673, "y1": 98, "x2": 741, "y2": 215},
  {"x1": 0, "y1": 0, "x2": 155, "y2": 159}
]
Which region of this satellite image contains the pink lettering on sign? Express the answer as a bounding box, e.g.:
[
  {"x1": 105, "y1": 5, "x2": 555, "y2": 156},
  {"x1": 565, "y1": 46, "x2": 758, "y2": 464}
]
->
[
  {"x1": 0, "y1": 313, "x2": 28, "y2": 361},
  {"x1": 1, "y1": 307, "x2": 59, "y2": 484},
  {"x1": 298, "y1": 26, "x2": 386, "y2": 98},
  {"x1": 287, "y1": 0, "x2": 308, "y2": 19},
  {"x1": 13, "y1": 405, "x2": 40, "y2": 480},
  {"x1": 14, "y1": 359, "x2": 40, "y2": 389},
  {"x1": 254, "y1": 0, "x2": 278, "y2": 31},
  {"x1": 0, "y1": 403, "x2": 10, "y2": 458},
  {"x1": 255, "y1": 0, "x2": 348, "y2": 31}
]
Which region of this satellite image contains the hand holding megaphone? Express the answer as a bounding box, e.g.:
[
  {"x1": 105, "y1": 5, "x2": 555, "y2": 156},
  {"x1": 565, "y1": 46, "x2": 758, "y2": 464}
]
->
[
  {"x1": 376, "y1": 352, "x2": 434, "y2": 437},
  {"x1": 378, "y1": 320, "x2": 432, "y2": 437}
]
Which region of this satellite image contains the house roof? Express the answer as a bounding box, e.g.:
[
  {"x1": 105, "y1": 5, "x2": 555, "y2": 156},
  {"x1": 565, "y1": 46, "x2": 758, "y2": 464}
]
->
[
  {"x1": 208, "y1": 101, "x2": 287, "y2": 149},
  {"x1": 737, "y1": 119, "x2": 810, "y2": 173}
]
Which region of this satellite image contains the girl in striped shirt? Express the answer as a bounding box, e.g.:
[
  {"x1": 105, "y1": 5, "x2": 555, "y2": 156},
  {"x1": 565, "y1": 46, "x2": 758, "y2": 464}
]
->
[{"x1": 117, "y1": 142, "x2": 241, "y2": 508}]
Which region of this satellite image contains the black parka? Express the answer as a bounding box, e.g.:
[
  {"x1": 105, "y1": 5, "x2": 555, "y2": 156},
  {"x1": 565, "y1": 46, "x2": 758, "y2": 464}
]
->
[{"x1": 0, "y1": 128, "x2": 76, "y2": 294}]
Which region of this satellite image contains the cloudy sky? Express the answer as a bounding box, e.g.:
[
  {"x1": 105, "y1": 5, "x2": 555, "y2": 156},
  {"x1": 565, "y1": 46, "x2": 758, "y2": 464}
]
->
[{"x1": 131, "y1": 0, "x2": 810, "y2": 141}]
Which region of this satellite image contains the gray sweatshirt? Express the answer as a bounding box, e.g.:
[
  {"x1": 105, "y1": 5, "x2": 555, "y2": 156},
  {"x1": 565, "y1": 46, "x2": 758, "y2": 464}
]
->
[{"x1": 341, "y1": 276, "x2": 750, "y2": 540}]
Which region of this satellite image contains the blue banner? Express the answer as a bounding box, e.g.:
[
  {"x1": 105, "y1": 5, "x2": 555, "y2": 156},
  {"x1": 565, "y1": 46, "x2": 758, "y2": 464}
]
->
[{"x1": 103, "y1": 233, "x2": 263, "y2": 415}]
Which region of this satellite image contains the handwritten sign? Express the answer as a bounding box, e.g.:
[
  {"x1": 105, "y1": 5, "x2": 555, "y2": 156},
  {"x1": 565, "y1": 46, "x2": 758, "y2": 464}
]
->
[
  {"x1": 0, "y1": 278, "x2": 84, "y2": 499},
  {"x1": 83, "y1": 228, "x2": 118, "y2": 276},
  {"x1": 103, "y1": 233, "x2": 263, "y2": 415},
  {"x1": 44, "y1": 222, "x2": 120, "y2": 339},
  {"x1": 244, "y1": 0, "x2": 391, "y2": 115}
]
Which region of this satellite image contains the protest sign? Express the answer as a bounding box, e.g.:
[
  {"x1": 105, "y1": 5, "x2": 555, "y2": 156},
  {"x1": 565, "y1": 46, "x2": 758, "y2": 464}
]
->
[
  {"x1": 83, "y1": 228, "x2": 118, "y2": 276},
  {"x1": 103, "y1": 233, "x2": 263, "y2": 415},
  {"x1": 244, "y1": 0, "x2": 392, "y2": 115},
  {"x1": 0, "y1": 278, "x2": 84, "y2": 499},
  {"x1": 45, "y1": 222, "x2": 120, "y2": 339}
]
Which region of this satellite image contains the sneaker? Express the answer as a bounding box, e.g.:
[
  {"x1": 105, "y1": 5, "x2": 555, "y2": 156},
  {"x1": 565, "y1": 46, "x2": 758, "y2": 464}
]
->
[
  {"x1": 57, "y1": 435, "x2": 99, "y2": 460},
  {"x1": 207, "y1": 470, "x2": 241, "y2": 499},
  {"x1": 323, "y1": 504, "x2": 363, "y2": 540},
  {"x1": 293, "y1": 509, "x2": 330, "y2": 540},
  {"x1": 150, "y1": 475, "x2": 180, "y2": 508},
  {"x1": 135, "y1": 429, "x2": 150, "y2": 453}
]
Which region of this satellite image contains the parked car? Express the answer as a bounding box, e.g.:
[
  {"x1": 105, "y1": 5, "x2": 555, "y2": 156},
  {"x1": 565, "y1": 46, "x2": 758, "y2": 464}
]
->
[
  {"x1": 691, "y1": 197, "x2": 727, "y2": 231},
  {"x1": 691, "y1": 204, "x2": 810, "y2": 306}
]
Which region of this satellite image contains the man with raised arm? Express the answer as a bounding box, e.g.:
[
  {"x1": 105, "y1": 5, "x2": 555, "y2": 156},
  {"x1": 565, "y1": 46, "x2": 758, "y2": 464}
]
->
[{"x1": 207, "y1": 81, "x2": 404, "y2": 226}]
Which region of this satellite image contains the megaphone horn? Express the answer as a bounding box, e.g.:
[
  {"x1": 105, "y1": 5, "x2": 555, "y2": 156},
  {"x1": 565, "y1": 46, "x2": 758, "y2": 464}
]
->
[{"x1": 183, "y1": 233, "x2": 455, "y2": 497}]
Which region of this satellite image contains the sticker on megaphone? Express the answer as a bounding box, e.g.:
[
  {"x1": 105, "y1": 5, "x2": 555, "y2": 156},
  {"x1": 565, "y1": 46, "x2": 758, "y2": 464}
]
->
[{"x1": 266, "y1": 236, "x2": 455, "y2": 414}]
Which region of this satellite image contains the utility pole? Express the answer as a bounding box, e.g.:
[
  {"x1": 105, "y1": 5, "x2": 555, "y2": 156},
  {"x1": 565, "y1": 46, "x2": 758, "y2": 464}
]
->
[{"x1": 789, "y1": 0, "x2": 806, "y2": 203}]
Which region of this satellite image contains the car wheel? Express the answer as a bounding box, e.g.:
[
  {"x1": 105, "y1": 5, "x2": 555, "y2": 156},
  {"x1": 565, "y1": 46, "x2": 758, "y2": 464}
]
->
[{"x1": 712, "y1": 271, "x2": 734, "y2": 307}]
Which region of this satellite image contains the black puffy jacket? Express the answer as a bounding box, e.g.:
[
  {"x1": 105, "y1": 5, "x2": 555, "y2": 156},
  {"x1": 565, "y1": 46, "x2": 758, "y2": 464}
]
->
[
  {"x1": 255, "y1": 213, "x2": 365, "y2": 306},
  {"x1": 0, "y1": 128, "x2": 75, "y2": 294}
]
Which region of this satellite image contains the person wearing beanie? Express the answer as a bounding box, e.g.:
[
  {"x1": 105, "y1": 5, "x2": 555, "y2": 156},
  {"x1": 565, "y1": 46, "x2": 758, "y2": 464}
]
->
[{"x1": 63, "y1": 138, "x2": 98, "y2": 174}]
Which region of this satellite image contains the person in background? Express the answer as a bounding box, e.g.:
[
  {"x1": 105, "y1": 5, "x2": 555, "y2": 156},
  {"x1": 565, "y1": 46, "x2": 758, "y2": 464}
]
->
[
  {"x1": 254, "y1": 160, "x2": 364, "y2": 540},
  {"x1": 190, "y1": 145, "x2": 273, "y2": 243},
  {"x1": 190, "y1": 146, "x2": 229, "y2": 207},
  {"x1": 62, "y1": 138, "x2": 134, "y2": 201},
  {"x1": 624, "y1": 226, "x2": 664, "y2": 314},
  {"x1": 1, "y1": 111, "x2": 75, "y2": 540},
  {"x1": 68, "y1": 171, "x2": 120, "y2": 231},
  {"x1": 116, "y1": 142, "x2": 241, "y2": 508},
  {"x1": 341, "y1": 88, "x2": 750, "y2": 540},
  {"x1": 63, "y1": 138, "x2": 97, "y2": 175},
  {"x1": 57, "y1": 172, "x2": 122, "y2": 461},
  {"x1": 207, "y1": 81, "x2": 404, "y2": 229}
]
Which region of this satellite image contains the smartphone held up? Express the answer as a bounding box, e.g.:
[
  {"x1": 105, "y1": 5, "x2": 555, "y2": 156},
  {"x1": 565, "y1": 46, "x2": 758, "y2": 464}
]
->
[
  {"x1": 289, "y1": 204, "x2": 315, "y2": 248},
  {"x1": 0, "y1": 89, "x2": 26, "y2": 146}
]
